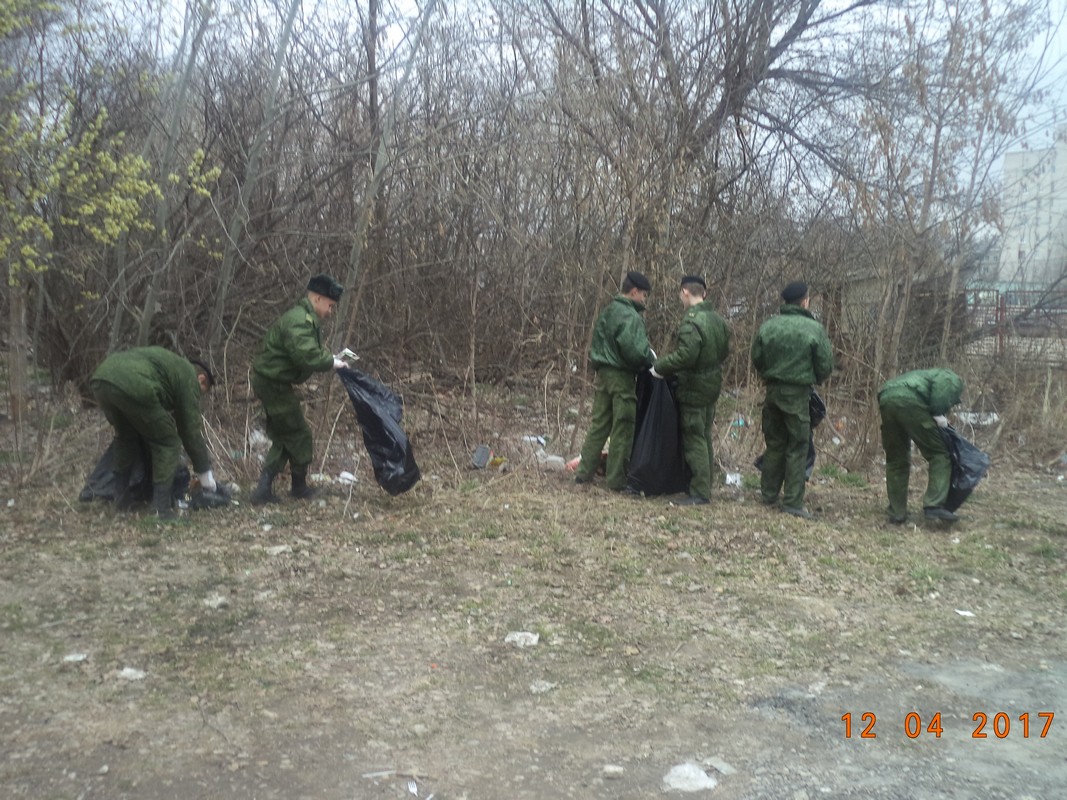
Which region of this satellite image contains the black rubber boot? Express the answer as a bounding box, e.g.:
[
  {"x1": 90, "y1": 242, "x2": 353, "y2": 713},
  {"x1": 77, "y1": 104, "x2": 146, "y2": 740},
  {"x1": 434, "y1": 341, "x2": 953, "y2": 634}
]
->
[
  {"x1": 152, "y1": 482, "x2": 177, "y2": 520},
  {"x1": 112, "y1": 468, "x2": 133, "y2": 511},
  {"x1": 250, "y1": 469, "x2": 279, "y2": 506},
  {"x1": 290, "y1": 471, "x2": 317, "y2": 500}
]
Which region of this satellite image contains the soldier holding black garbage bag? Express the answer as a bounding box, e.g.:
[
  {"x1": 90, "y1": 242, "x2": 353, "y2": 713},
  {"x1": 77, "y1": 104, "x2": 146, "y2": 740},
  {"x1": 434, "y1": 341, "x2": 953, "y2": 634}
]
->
[
  {"x1": 650, "y1": 275, "x2": 731, "y2": 506},
  {"x1": 877, "y1": 368, "x2": 965, "y2": 524},
  {"x1": 574, "y1": 271, "x2": 655, "y2": 491},
  {"x1": 250, "y1": 273, "x2": 349, "y2": 505}
]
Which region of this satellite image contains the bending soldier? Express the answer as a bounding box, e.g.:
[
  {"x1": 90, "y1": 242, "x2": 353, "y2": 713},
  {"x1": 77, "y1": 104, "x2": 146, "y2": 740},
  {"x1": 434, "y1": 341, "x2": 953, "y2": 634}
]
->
[
  {"x1": 90, "y1": 346, "x2": 216, "y2": 519},
  {"x1": 878, "y1": 368, "x2": 964, "y2": 524}
]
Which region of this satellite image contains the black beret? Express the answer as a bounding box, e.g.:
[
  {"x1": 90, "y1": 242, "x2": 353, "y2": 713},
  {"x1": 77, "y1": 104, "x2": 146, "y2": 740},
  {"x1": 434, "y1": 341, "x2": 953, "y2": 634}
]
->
[
  {"x1": 626, "y1": 271, "x2": 652, "y2": 292},
  {"x1": 781, "y1": 281, "x2": 808, "y2": 303},
  {"x1": 307, "y1": 273, "x2": 343, "y2": 302},
  {"x1": 680, "y1": 275, "x2": 706, "y2": 290}
]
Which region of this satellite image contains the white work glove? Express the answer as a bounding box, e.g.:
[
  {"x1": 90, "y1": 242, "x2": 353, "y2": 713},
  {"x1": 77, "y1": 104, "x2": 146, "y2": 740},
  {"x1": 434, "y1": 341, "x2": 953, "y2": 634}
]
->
[
  {"x1": 198, "y1": 470, "x2": 217, "y2": 493},
  {"x1": 649, "y1": 366, "x2": 664, "y2": 379},
  {"x1": 333, "y1": 357, "x2": 347, "y2": 370},
  {"x1": 933, "y1": 415, "x2": 949, "y2": 428}
]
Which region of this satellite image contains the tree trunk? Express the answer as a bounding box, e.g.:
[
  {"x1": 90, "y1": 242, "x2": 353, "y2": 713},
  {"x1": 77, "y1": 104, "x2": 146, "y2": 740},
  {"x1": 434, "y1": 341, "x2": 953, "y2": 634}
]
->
[
  {"x1": 207, "y1": 0, "x2": 302, "y2": 352},
  {"x1": 337, "y1": 0, "x2": 438, "y2": 350},
  {"x1": 8, "y1": 283, "x2": 28, "y2": 429},
  {"x1": 136, "y1": 1, "x2": 215, "y2": 347}
]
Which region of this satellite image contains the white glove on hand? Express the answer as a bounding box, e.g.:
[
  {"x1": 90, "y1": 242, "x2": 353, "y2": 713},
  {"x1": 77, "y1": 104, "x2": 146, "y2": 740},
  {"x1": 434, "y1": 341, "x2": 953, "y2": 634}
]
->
[
  {"x1": 198, "y1": 470, "x2": 217, "y2": 493},
  {"x1": 649, "y1": 366, "x2": 664, "y2": 379},
  {"x1": 333, "y1": 357, "x2": 347, "y2": 370},
  {"x1": 933, "y1": 415, "x2": 949, "y2": 428}
]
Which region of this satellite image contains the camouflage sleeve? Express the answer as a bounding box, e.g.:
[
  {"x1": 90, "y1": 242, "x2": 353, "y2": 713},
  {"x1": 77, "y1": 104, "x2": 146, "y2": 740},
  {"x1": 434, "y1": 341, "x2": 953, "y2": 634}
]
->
[
  {"x1": 617, "y1": 313, "x2": 653, "y2": 371},
  {"x1": 813, "y1": 329, "x2": 834, "y2": 385},
  {"x1": 174, "y1": 368, "x2": 211, "y2": 474},
  {"x1": 654, "y1": 318, "x2": 701, "y2": 376},
  {"x1": 284, "y1": 315, "x2": 333, "y2": 373}
]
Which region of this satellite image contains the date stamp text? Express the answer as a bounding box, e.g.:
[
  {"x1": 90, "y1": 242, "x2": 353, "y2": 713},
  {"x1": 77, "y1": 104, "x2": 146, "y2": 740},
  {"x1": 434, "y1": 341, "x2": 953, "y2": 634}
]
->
[{"x1": 841, "y1": 711, "x2": 1054, "y2": 739}]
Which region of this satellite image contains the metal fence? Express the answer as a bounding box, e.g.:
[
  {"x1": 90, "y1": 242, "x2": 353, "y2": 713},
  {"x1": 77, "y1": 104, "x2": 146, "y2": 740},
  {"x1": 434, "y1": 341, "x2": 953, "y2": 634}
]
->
[{"x1": 965, "y1": 289, "x2": 1067, "y2": 364}]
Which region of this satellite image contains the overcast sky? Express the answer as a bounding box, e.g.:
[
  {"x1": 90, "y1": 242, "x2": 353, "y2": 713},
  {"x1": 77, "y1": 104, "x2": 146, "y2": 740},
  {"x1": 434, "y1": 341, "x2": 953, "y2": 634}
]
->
[{"x1": 1026, "y1": 0, "x2": 1067, "y2": 147}]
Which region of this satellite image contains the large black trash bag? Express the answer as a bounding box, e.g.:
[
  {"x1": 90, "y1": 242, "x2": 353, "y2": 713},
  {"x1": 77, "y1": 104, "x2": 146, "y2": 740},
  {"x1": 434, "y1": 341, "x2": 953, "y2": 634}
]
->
[
  {"x1": 79, "y1": 440, "x2": 190, "y2": 503},
  {"x1": 338, "y1": 367, "x2": 421, "y2": 495},
  {"x1": 939, "y1": 426, "x2": 991, "y2": 512},
  {"x1": 755, "y1": 389, "x2": 825, "y2": 480},
  {"x1": 808, "y1": 389, "x2": 827, "y2": 428},
  {"x1": 626, "y1": 371, "x2": 690, "y2": 496}
]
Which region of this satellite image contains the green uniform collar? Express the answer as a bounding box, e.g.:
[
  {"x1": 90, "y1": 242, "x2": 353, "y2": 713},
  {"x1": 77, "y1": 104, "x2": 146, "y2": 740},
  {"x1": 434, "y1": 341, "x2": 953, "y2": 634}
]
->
[
  {"x1": 615, "y1": 294, "x2": 646, "y2": 314},
  {"x1": 779, "y1": 303, "x2": 814, "y2": 320}
]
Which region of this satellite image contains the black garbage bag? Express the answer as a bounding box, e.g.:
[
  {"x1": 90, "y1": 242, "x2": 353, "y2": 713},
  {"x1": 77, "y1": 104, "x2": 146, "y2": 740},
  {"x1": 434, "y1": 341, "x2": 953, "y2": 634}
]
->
[
  {"x1": 79, "y1": 439, "x2": 190, "y2": 504},
  {"x1": 626, "y1": 371, "x2": 690, "y2": 496},
  {"x1": 189, "y1": 486, "x2": 233, "y2": 510},
  {"x1": 755, "y1": 388, "x2": 825, "y2": 480},
  {"x1": 808, "y1": 389, "x2": 827, "y2": 428},
  {"x1": 939, "y1": 426, "x2": 991, "y2": 512},
  {"x1": 337, "y1": 367, "x2": 421, "y2": 495}
]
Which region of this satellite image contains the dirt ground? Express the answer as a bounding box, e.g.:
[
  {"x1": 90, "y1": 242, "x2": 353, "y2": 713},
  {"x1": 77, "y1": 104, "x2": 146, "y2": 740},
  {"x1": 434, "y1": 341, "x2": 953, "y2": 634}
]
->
[{"x1": 2, "y1": 423, "x2": 1066, "y2": 800}]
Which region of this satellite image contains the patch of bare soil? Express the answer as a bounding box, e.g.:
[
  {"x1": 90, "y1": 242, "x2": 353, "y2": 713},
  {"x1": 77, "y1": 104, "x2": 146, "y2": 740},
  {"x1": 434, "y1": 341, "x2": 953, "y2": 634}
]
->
[{"x1": 2, "y1": 436, "x2": 1066, "y2": 799}]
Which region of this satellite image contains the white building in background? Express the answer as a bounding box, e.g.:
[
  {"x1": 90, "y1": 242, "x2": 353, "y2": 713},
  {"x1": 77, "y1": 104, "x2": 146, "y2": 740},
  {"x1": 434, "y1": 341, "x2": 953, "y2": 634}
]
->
[{"x1": 998, "y1": 132, "x2": 1067, "y2": 290}]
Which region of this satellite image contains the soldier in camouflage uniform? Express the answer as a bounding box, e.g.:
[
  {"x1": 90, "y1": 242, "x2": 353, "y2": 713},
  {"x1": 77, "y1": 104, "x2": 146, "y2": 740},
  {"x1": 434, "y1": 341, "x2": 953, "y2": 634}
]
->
[
  {"x1": 250, "y1": 273, "x2": 346, "y2": 505},
  {"x1": 575, "y1": 271, "x2": 654, "y2": 491},
  {"x1": 877, "y1": 368, "x2": 964, "y2": 524},
  {"x1": 90, "y1": 346, "x2": 216, "y2": 519},
  {"x1": 751, "y1": 281, "x2": 834, "y2": 519},
  {"x1": 652, "y1": 275, "x2": 731, "y2": 505}
]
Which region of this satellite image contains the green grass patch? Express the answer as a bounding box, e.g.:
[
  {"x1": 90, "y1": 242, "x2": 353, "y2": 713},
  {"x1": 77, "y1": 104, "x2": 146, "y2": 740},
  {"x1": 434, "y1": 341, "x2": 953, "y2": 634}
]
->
[
  {"x1": 631, "y1": 663, "x2": 668, "y2": 686},
  {"x1": 1024, "y1": 518, "x2": 1066, "y2": 537},
  {"x1": 569, "y1": 620, "x2": 616, "y2": 650},
  {"x1": 0, "y1": 450, "x2": 30, "y2": 464},
  {"x1": 186, "y1": 608, "x2": 259, "y2": 643},
  {"x1": 0, "y1": 603, "x2": 27, "y2": 633},
  {"x1": 908, "y1": 563, "x2": 944, "y2": 584},
  {"x1": 1030, "y1": 542, "x2": 1061, "y2": 560},
  {"x1": 45, "y1": 413, "x2": 75, "y2": 430},
  {"x1": 839, "y1": 473, "x2": 868, "y2": 488},
  {"x1": 817, "y1": 464, "x2": 867, "y2": 488}
]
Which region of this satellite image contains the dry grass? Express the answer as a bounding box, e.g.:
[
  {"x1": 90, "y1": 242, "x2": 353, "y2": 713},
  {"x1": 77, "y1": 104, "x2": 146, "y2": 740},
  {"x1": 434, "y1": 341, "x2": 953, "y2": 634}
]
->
[{"x1": 2, "y1": 386, "x2": 1066, "y2": 798}]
